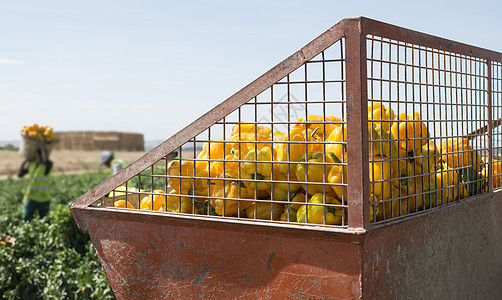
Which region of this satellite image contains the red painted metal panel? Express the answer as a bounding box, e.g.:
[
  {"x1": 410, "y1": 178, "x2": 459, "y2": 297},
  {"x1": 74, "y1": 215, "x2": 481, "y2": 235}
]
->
[
  {"x1": 362, "y1": 192, "x2": 502, "y2": 299},
  {"x1": 78, "y1": 209, "x2": 364, "y2": 299}
]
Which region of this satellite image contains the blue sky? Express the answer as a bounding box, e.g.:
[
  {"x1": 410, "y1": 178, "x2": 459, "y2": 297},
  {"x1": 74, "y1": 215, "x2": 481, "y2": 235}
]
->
[{"x1": 1, "y1": 0, "x2": 501, "y2": 142}]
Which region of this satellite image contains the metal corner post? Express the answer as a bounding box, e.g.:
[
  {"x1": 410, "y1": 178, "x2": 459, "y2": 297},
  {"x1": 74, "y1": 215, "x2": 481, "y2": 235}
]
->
[
  {"x1": 487, "y1": 60, "x2": 493, "y2": 193},
  {"x1": 344, "y1": 18, "x2": 370, "y2": 230}
]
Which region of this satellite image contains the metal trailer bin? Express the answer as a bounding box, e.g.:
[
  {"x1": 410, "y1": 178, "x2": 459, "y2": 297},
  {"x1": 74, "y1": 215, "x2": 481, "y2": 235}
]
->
[{"x1": 70, "y1": 17, "x2": 502, "y2": 299}]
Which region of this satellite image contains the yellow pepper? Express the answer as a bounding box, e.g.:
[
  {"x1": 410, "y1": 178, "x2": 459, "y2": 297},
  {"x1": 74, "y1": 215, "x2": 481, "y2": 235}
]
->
[
  {"x1": 245, "y1": 202, "x2": 284, "y2": 220},
  {"x1": 164, "y1": 189, "x2": 194, "y2": 213},
  {"x1": 482, "y1": 160, "x2": 502, "y2": 189},
  {"x1": 378, "y1": 179, "x2": 426, "y2": 220},
  {"x1": 434, "y1": 161, "x2": 463, "y2": 204},
  {"x1": 197, "y1": 140, "x2": 230, "y2": 160},
  {"x1": 391, "y1": 112, "x2": 430, "y2": 154},
  {"x1": 391, "y1": 159, "x2": 415, "y2": 189},
  {"x1": 229, "y1": 123, "x2": 272, "y2": 159},
  {"x1": 140, "y1": 190, "x2": 167, "y2": 211},
  {"x1": 210, "y1": 179, "x2": 253, "y2": 216},
  {"x1": 114, "y1": 200, "x2": 134, "y2": 209},
  {"x1": 168, "y1": 160, "x2": 209, "y2": 194},
  {"x1": 293, "y1": 115, "x2": 339, "y2": 140},
  {"x1": 325, "y1": 126, "x2": 346, "y2": 164},
  {"x1": 229, "y1": 133, "x2": 272, "y2": 159},
  {"x1": 388, "y1": 159, "x2": 430, "y2": 216},
  {"x1": 296, "y1": 193, "x2": 344, "y2": 225},
  {"x1": 381, "y1": 187, "x2": 410, "y2": 219},
  {"x1": 295, "y1": 152, "x2": 330, "y2": 195},
  {"x1": 413, "y1": 140, "x2": 440, "y2": 175},
  {"x1": 272, "y1": 131, "x2": 287, "y2": 142},
  {"x1": 208, "y1": 152, "x2": 239, "y2": 179},
  {"x1": 231, "y1": 122, "x2": 272, "y2": 139},
  {"x1": 368, "y1": 102, "x2": 396, "y2": 132},
  {"x1": 441, "y1": 138, "x2": 486, "y2": 196},
  {"x1": 326, "y1": 153, "x2": 347, "y2": 201},
  {"x1": 441, "y1": 138, "x2": 483, "y2": 173},
  {"x1": 369, "y1": 157, "x2": 392, "y2": 201},
  {"x1": 412, "y1": 173, "x2": 437, "y2": 210},
  {"x1": 275, "y1": 133, "x2": 307, "y2": 176},
  {"x1": 369, "y1": 125, "x2": 399, "y2": 161},
  {"x1": 240, "y1": 146, "x2": 273, "y2": 191},
  {"x1": 279, "y1": 191, "x2": 307, "y2": 222},
  {"x1": 271, "y1": 169, "x2": 301, "y2": 202}
]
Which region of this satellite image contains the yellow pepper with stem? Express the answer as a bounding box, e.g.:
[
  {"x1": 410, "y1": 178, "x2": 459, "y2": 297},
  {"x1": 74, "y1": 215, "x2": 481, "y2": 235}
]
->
[
  {"x1": 229, "y1": 133, "x2": 271, "y2": 160},
  {"x1": 296, "y1": 193, "x2": 344, "y2": 225},
  {"x1": 325, "y1": 126, "x2": 346, "y2": 164},
  {"x1": 326, "y1": 153, "x2": 347, "y2": 202},
  {"x1": 210, "y1": 178, "x2": 253, "y2": 216},
  {"x1": 271, "y1": 169, "x2": 301, "y2": 202},
  {"x1": 369, "y1": 125, "x2": 400, "y2": 161},
  {"x1": 275, "y1": 133, "x2": 307, "y2": 176},
  {"x1": 208, "y1": 152, "x2": 239, "y2": 179},
  {"x1": 295, "y1": 152, "x2": 331, "y2": 195},
  {"x1": 279, "y1": 191, "x2": 307, "y2": 222},
  {"x1": 240, "y1": 146, "x2": 273, "y2": 191},
  {"x1": 293, "y1": 115, "x2": 340, "y2": 140},
  {"x1": 413, "y1": 140, "x2": 441, "y2": 175}
]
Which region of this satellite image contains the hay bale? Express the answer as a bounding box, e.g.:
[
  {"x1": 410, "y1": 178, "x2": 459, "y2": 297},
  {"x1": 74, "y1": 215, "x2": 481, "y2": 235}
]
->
[{"x1": 53, "y1": 131, "x2": 144, "y2": 151}]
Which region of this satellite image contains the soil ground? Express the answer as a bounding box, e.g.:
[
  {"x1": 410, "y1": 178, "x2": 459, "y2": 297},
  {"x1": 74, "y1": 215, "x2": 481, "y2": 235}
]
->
[{"x1": 0, "y1": 150, "x2": 146, "y2": 180}]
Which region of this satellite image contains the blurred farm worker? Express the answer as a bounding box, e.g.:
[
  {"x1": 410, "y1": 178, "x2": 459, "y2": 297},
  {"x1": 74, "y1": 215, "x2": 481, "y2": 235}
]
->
[
  {"x1": 17, "y1": 143, "x2": 53, "y2": 221},
  {"x1": 100, "y1": 150, "x2": 127, "y2": 175}
]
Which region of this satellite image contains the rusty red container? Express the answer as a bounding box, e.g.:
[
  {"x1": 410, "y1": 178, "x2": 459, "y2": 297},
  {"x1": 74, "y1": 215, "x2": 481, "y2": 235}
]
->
[{"x1": 71, "y1": 17, "x2": 502, "y2": 299}]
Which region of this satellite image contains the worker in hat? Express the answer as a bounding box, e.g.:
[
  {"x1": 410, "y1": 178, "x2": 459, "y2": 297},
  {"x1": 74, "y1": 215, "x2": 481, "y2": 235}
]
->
[
  {"x1": 18, "y1": 141, "x2": 53, "y2": 221},
  {"x1": 99, "y1": 151, "x2": 127, "y2": 175}
]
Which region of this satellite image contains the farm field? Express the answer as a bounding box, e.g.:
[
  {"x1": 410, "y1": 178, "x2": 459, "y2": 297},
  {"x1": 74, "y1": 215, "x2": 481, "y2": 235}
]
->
[{"x1": 0, "y1": 171, "x2": 116, "y2": 299}]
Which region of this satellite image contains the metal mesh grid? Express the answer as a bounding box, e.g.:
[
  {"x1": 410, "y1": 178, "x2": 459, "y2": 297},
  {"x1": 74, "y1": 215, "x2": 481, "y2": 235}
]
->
[
  {"x1": 84, "y1": 19, "x2": 502, "y2": 230},
  {"x1": 492, "y1": 61, "x2": 502, "y2": 190},
  {"x1": 95, "y1": 39, "x2": 349, "y2": 228},
  {"x1": 367, "y1": 35, "x2": 490, "y2": 224}
]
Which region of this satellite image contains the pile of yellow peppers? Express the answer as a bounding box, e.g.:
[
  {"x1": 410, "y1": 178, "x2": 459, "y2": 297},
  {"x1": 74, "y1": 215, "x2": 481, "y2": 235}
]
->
[
  {"x1": 21, "y1": 123, "x2": 57, "y2": 142},
  {"x1": 116, "y1": 102, "x2": 491, "y2": 225}
]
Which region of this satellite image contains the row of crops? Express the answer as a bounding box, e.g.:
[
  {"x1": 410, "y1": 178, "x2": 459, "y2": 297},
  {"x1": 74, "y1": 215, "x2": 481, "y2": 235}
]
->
[{"x1": 0, "y1": 172, "x2": 115, "y2": 299}]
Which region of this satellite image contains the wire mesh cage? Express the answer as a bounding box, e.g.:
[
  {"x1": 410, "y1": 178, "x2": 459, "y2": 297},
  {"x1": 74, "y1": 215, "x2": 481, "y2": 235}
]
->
[
  {"x1": 70, "y1": 17, "x2": 502, "y2": 299},
  {"x1": 75, "y1": 17, "x2": 502, "y2": 231}
]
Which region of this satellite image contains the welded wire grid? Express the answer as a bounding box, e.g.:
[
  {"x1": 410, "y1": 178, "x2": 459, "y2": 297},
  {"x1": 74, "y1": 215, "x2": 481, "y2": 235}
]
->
[
  {"x1": 99, "y1": 39, "x2": 348, "y2": 228},
  {"x1": 367, "y1": 35, "x2": 490, "y2": 224},
  {"x1": 492, "y1": 61, "x2": 502, "y2": 190}
]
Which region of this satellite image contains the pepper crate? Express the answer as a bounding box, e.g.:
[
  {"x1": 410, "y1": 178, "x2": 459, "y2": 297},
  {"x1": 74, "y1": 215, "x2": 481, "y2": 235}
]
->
[{"x1": 70, "y1": 17, "x2": 502, "y2": 299}]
